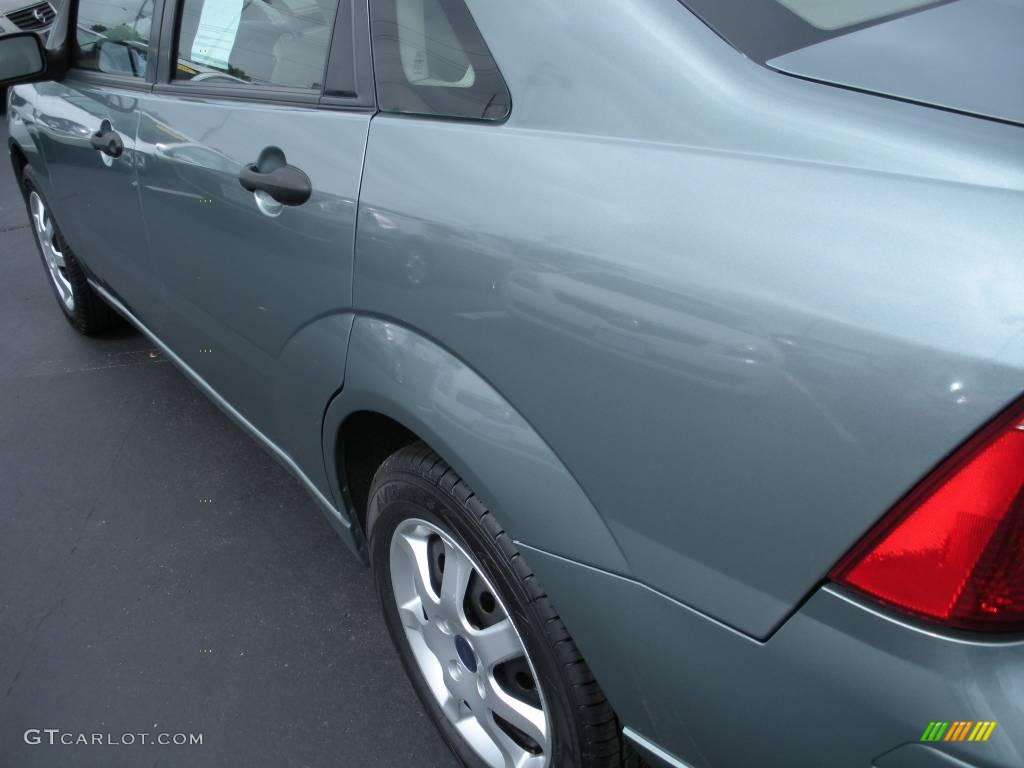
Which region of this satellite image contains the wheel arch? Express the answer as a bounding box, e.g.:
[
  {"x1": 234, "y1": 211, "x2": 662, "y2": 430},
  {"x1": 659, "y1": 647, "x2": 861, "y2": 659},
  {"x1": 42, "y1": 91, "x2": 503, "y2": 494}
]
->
[
  {"x1": 335, "y1": 410, "x2": 419, "y2": 546},
  {"x1": 323, "y1": 316, "x2": 632, "y2": 577}
]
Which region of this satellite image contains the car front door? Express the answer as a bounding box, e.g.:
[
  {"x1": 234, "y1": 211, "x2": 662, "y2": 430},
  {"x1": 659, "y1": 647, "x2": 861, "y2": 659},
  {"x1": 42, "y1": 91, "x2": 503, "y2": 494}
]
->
[
  {"x1": 133, "y1": 0, "x2": 374, "y2": 465},
  {"x1": 31, "y1": 0, "x2": 164, "y2": 328}
]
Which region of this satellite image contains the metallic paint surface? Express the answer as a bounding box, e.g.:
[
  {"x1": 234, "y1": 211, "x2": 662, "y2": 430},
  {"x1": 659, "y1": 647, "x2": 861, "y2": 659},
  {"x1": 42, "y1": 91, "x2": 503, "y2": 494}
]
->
[
  {"x1": 353, "y1": 0, "x2": 1024, "y2": 638},
  {"x1": 323, "y1": 317, "x2": 632, "y2": 575},
  {"x1": 874, "y1": 743, "x2": 988, "y2": 767},
  {"x1": 520, "y1": 543, "x2": 1024, "y2": 768},
  {"x1": 7, "y1": 86, "x2": 46, "y2": 182},
  {"x1": 26, "y1": 80, "x2": 162, "y2": 328},
  {"x1": 130, "y1": 94, "x2": 369, "y2": 494},
  {"x1": 6, "y1": 0, "x2": 1024, "y2": 763}
]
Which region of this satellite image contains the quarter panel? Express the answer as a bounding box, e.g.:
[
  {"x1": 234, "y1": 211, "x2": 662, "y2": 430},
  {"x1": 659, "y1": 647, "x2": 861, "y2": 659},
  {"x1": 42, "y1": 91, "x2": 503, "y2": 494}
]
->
[{"x1": 354, "y1": 112, "x2": 1024, "y2": 638}]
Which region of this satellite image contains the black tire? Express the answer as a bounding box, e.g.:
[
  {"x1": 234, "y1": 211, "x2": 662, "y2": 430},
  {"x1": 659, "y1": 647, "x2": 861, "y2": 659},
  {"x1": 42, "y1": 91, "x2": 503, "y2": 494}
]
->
[
  {"x1": 20, "y1": 165, "x2": 122, "y2": 335},
  {"x1": 368, "y1": 442, "x2": 640, "y2": 768}
]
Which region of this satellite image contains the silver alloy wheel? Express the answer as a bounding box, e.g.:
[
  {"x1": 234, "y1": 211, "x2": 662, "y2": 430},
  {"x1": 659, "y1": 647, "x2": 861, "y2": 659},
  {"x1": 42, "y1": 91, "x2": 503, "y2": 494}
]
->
[
  {"x1": 390, "y1": 518, "x2": 550, "y2": 768},
  {"x1": 29, "y1": 191, "x2": 74, "y2": 311}
]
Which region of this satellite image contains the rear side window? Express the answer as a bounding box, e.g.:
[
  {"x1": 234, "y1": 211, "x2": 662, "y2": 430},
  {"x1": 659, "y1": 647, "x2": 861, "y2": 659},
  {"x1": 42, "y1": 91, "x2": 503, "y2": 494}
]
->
[
  {"x1": 173, "y1": 0, "x2": 341, "y2": 90},
  {"x1": 370, "y1": 0, "x2": 510, "y2": 121},
  {"x1": 74, "y1": 0, "x2": 155, "y2": 77},
  {"x1": 678, "y1": 0, "x2": 949, "y2": 62}
]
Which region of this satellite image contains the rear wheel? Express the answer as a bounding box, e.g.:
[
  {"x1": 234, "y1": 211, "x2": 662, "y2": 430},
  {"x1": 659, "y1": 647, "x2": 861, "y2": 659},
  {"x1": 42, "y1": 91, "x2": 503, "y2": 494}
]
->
[
  {"x1": 368, "y1": 442, "x2": 638, "y2": 768},
  {"x1": 21, "y1": 165, "x2": 122, "y2": 335}
]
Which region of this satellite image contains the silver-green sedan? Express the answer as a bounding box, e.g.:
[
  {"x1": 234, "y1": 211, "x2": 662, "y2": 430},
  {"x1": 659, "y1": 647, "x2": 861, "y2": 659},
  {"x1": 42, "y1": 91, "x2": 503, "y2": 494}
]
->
[{"x1": 3, "y1": 0, "x2": 1023, "y2": 765}]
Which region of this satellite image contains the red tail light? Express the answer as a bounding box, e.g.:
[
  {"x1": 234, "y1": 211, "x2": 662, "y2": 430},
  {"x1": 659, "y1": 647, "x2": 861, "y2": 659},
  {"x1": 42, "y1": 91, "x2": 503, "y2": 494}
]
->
[{"x1": 830, "y1": 398, "x2": 1024, "y2": 632}]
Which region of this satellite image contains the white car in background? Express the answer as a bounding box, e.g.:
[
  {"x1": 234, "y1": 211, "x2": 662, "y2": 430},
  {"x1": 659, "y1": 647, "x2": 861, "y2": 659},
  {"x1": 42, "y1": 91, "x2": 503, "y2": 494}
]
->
[{"x1": 0, "y1": 0, "x2": 55, "y2": 35}]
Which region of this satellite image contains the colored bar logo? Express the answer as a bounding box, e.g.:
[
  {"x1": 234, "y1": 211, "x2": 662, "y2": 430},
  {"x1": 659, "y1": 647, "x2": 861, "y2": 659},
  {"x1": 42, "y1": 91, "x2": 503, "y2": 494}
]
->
[{"x1": 921, "y1": 721, "x2": 997, "y2": 742}]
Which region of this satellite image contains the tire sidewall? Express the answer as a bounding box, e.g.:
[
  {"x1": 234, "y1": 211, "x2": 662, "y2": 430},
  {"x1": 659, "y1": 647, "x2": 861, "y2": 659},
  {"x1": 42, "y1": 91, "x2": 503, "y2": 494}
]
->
[
  {"x1": 20, "y1": 166, "x2": 80, "y2": 323},
  {"x1": 368, "y1": 474, "x2": 581, "y2": 768}
]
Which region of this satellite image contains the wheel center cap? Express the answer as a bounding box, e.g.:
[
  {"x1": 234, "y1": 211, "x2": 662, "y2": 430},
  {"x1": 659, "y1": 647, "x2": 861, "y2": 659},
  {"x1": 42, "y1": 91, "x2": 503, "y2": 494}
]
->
[{"x1": 454, "y1": 635, "x2": 477, "y2": 673}]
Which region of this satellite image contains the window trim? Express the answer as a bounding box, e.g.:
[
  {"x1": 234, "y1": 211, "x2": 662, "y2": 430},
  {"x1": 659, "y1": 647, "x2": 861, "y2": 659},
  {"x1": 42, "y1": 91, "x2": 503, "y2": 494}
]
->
[
  {"x1": 322, "y1": 0, "x2": 374, "y2": 102},
  {"x1": 678, "y1": 0, "x2": 957, "y2": 64},
  {"x1": 65, "y1": 0, "x2": 166, "y2": 88},
  {"x1": 149, "y1": 0, "x2": 374, "y2": 109},
  {"x1": 368, "y1": 0, "x2": 511, "y2": 123}
]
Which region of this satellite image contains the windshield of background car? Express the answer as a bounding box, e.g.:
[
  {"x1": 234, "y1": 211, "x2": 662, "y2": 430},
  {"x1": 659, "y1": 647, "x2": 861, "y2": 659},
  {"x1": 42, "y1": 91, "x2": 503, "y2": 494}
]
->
[{"x1": 678, "y1": 0, "x2": 953, "y2": 62}]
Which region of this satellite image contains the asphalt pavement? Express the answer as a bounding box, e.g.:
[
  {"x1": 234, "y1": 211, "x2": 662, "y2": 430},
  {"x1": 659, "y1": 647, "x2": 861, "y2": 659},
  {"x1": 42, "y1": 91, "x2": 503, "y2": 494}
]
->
[{"x1": 0, "y1": 116, "x2": 457, "y2": 767}]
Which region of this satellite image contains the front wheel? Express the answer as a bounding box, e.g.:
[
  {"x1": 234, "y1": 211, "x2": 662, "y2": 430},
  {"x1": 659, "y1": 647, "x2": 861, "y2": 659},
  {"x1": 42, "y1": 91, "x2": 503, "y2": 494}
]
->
[
  {"x1": 21, "y1": 165, "x2": 122, "y2": 334},
  {"x1": 368, "y1": 442, "x2": 637, "y2": 768}
]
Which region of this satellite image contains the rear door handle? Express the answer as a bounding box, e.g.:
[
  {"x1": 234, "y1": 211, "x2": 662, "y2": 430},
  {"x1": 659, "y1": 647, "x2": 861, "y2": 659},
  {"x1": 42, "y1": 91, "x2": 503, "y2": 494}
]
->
[
  {"x1": 90, "y1": 120, "x2": 124, "y2": 158},
  {"x1": 238, "y1": 147, "x2": 312, "y2": 207}
]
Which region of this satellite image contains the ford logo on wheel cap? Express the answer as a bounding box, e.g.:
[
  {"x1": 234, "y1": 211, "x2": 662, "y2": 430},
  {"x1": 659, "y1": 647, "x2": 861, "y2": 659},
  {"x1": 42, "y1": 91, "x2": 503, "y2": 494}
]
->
[{"x1": 454, "y1": 635, "x2": 477, "y2": 673}]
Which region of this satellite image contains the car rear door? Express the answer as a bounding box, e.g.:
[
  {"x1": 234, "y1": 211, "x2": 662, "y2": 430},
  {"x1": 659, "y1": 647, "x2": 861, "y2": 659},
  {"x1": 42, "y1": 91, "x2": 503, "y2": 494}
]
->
[
  {"x1": 30, "y1": 0, "x2": 165, "y2": 328},
  {"x1": 133, "y1": 0, "x2": 374, "y2": 462}
]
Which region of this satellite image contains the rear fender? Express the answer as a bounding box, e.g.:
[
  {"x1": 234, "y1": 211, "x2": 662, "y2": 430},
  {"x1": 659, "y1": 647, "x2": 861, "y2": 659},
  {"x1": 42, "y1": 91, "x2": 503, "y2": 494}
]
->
[{"x1": 322, "y1": 316, "x2": 631, "y2": 576}]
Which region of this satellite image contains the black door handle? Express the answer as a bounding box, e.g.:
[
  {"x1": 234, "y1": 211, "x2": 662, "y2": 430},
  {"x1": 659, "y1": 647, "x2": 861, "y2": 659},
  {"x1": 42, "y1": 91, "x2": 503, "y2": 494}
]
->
[
  {"x1": 90, "y1": 121, "x2": 123, "y2": 158},
  {"x1": 238, "y1": 149, "x2": 312, "y2": 207}
]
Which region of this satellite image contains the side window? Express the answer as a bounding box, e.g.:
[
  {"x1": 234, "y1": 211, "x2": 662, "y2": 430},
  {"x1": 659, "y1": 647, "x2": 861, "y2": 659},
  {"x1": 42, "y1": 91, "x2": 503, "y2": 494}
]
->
[
  {"x1": 172, "y1": 0, "x2": 341, "y2": 90},
  {"x1": 74, "y1": 0, "x2": 155, "y2": 77},
  {"x1": 370, "y1": 0, "x2": 510, "y2": 120}
]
